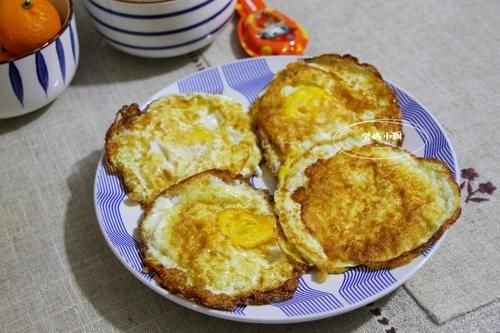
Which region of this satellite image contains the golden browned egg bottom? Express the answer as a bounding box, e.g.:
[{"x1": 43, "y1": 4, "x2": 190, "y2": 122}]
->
[{"x1": 276, "y1": 144, "x2": 461, "y2": 275}]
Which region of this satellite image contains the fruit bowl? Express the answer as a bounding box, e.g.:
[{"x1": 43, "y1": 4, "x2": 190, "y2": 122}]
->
[{"x1": 0, "y1": 0, "x2": 79, "y2": 119}]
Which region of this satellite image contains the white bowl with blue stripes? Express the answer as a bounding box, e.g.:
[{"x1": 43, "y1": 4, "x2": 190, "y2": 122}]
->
[
  {"x1": 94, "y1": 56, "x2": 459, "y2": 323},
  {"x1": 0, "y1": 0, "x2": 79, "y2": 119},
  {"x1": 85, "y1": 0, "x2": 235, "y2": 58}
]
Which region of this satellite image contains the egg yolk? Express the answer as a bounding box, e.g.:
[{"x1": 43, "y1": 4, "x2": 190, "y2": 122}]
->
[
  {"x1": 182, "y1": 127, "x2": 215, "y2": 143},
  {"x1": 217, "y1": 208, "x2": 275, "y2": 248},
  {"x1": 282, "y1": 85, "x2": 332, "y2": 117}
]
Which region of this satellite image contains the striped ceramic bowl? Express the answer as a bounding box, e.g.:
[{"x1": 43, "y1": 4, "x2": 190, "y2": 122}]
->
[
  {"x1": 0, "y1": 0, "x2": 79, "y2": 119},
  {"x1": 85, "y1": 0, "x2": 235, "y2": 58}
]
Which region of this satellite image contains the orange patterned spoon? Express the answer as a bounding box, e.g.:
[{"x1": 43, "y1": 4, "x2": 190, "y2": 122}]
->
[{"x1": 236, "y1": 0, "x2": 308, "y2": 56}]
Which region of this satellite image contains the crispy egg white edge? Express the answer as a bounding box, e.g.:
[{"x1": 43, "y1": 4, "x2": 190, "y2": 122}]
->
[
  {"x1": 146, "y1": 93, "x2": 251, "y2": 113},
  {"x1": 275, "y1": 142, "x2": 459, "y2": 271},
  {"x1": 142, "y1": 175, "x2": 293, "y2": 296},
  {"x1": 256, "y1": 128, "x2": 282, "y2": 174}
]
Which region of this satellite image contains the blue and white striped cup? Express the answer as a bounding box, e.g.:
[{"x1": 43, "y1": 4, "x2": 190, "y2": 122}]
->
[{"x1": 85, "y1": 0, "x2": 235, "y2": 58}]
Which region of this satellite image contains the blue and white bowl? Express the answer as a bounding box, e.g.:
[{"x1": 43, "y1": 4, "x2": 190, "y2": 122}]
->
[
  {"x1": 0, "y1": 0, "x2": 79, "y2": 119},
  {"x1": 85, "y1": 0, "x2": 235, "y2": 58}
]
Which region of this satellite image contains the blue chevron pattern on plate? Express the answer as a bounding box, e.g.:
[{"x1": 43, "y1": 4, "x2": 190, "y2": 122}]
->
[
  {"x1": 94, "y1": 56, "x2": 459, "y2": 323},
  {"x1": 232, "y1": 305, "x2": 246, "y2": 316},
  {"x1": 339, "y1": 266, "x2": 397, "y2": 304},
  {"x1": 178, "y1": 67, "x2": 224, "y2": 94},
  {"x1": 422, "y1": 242, "x2": 435, "y2": 257},
  {"x1": 390, "y1": 83, "x2": 456, "y2": 178},
  {"x1": 272, "y1": 278, "x2": 343, "y2": 316},
  {"x1": 95, "y1": 162, "x2": 153, "y2": 281},
  {"x1": 95, "y1": 163, "x2": 133, "y2": 247},
  {"x1": 221, "y1": 58, "x2": 275, "y2": 102}
]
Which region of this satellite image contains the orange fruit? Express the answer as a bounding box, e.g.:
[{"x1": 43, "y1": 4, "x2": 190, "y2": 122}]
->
[
  {"x1": 0, "y1": 0, "x2": 62, "y2": 56},
  {"x1": 0, "y1": 50, "x2": 15, "y2": 62}
]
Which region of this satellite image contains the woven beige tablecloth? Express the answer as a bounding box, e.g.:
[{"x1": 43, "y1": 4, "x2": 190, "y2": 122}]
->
[{"x1": 0, "y1": 0, "x2": 498, "y2": 332}]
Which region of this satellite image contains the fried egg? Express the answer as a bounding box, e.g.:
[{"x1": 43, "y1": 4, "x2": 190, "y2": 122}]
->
[
  {"x1": 251, "y1": 54, "x2": 402, "y2": 176},
  {"x1": 105, "y1": 94, "x2": 262, "y2": 206},
  {"x1": 139, "y1": 171, "x2": 305, "y2": 310},
  {"x1": 275, "y1": 143, "x2": 461, "y2": 277}
]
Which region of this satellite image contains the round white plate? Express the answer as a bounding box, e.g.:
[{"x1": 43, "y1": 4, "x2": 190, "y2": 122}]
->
[{"x1": 94, "y1": 56, "x2": 459, "y2": 324}]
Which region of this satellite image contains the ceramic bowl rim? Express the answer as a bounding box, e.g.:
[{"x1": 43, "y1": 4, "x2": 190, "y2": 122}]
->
[
  {"x1": 89, "y1": 0, "x2": 229, "y2": 12},
  {"x1": 0, "y1": 0, "x2": 74, "y2": 65},
  {"x1": 112, "y1": 0, "x2": 180, "y2": 4}
]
